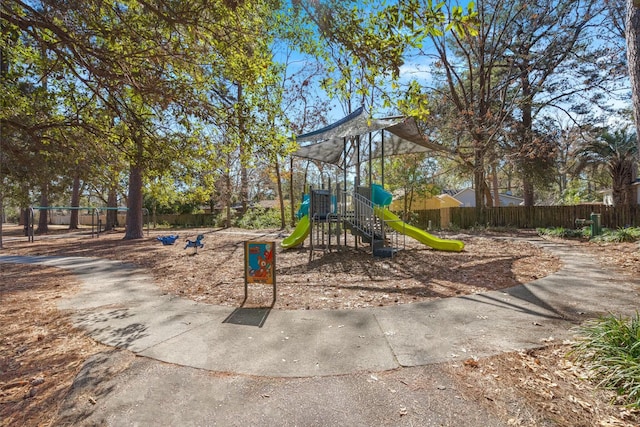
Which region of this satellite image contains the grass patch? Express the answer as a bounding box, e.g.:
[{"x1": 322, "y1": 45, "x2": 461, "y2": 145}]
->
[{"x1": 570, "y1": 312, "x2": 640, "y2": 408}]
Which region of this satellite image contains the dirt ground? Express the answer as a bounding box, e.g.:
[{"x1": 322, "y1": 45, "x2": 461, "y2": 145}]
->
[{"x1": 1, "y1": 224, "x2": 638, "y2": 426}]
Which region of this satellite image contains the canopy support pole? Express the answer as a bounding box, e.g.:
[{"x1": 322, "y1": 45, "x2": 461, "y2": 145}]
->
[
  {"x1": 368, "y1": 132, "x2": 372, "y2": 188},
  {"x1": 381, "y1": 130, "x2": 385, "y2": 188}
]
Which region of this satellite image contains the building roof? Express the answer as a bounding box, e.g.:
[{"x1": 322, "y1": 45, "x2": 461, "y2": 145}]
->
[
  {"x1": 436, "y1": 194, "x2": 463, "y2": 205},
  {"x1": 451, "y1": 188, "x2": 524, "y2": 206}
]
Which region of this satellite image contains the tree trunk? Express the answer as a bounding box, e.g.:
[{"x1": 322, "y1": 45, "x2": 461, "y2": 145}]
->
[
  {"x1": 240, "y1": 159, "x2": 248, "y2": 214},
  {"x1": 611, "y1": 159, "x2": 636, "y2": 206},
  {"x1": 69, "y1": 174, "x2": 81, "y2": 229},
  {"x1": 492, "y1": 163, "x2": 500, "y2": 207},
  {"x1": 520, "y1": 71, "x2": 536, "y2": 207},
  {"x1": 208, "y1": 195, "x2": 215, "y2": 217},
  {"x1": 483, "y1": 180, "x2": 493, "y2": 208},
  {"x1": 0, "y1": 190, "x2": 4, "y2": 249},
  {"x1": 124, "y1": 135, "x2": 144, "y2": 240},
  {"x1": 403, "y1": 190, "x2": 409, "y2": 220},
  {"x1": 124, "y1": 163, "x2": 144, "y2": 239},
  {"x1": 237, "y1": 83, "x2": 249, "y2": 215},
  {"x1": 627, "y1": 0, "x2": 640, "y2": 154},
  {"x1": 473, "y1": 166, "x2": 486, "y2": 224},
  {"x1": 225, "y1": 152, "x2": 232, "y2": 228},
  {"x1": 612, "y1": 175, "x2": 625, "y2": 207},
  {"x1": 0, "y1": 30, "x2": 6, "y2": 248},
  {"x1": 408, "y1": 186, "x2": 414, "y2": 212},
  {"x1": 473, "y1": 147, "x2": 485, "y2": 208},
  {"x1": 105, "y1": 187, "x2": 118, "y2": 231},
  {"x1": 37, "y1": 185, "x2": 49, "y2": 234},
  {"x1": 523, "y1": 179, "x2": 535, "y2": 206},
  {"x1": 275, "y1": 156, "x2": 286, "y2": 230}
]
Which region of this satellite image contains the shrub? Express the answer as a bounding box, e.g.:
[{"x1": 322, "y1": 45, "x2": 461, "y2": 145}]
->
[
  {"x1": 593, "y1": 227, "x2": 640, "y2": 243},
  {"x1": 234, "y1": 207, "x2": 282, "y2": 229},
  {"x1": 537, "y1": 226, "x2": 588, "y2": 239},
  {"x1": 570, "y1": 313, "x2": 640, "y2": 408}
]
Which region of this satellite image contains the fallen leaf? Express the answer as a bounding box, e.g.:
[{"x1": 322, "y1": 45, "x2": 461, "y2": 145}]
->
[{"x1": 464, "y1": 358, "x2": 479, "y2": 368}]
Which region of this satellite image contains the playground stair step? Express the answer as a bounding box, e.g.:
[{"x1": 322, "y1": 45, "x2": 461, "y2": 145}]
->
[
  {"x1": 354, "y1": 230, "x2": 385, "y2": 243},
  {"x1": 371, "y1": 238, "x2": 385, "y2": 250},
  {"x1": 373, "y1": 247, "x2": 399, "y2": 258}
]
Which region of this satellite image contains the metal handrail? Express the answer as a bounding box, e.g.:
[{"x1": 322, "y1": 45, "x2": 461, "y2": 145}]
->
[{"x1": 338, "y1": 188, "x2": 404, "y2": 257}]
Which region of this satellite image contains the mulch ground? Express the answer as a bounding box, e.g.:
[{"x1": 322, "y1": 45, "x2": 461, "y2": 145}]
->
[{"x1": 1, "y1": 226, "x2": 561, "y2": 310}]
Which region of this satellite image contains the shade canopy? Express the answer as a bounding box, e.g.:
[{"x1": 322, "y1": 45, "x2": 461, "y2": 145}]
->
[{"x1": 293, "y1": 107, "x2": 440, "y2": 166}]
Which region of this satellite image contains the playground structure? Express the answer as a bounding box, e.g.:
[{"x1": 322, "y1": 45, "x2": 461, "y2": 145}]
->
[
  {"x1": 282, "y1": 183, "x2": 464, "y2": 258},
  {"x1": 282, "y1": 107, "x2": 464, "y2": 257}
]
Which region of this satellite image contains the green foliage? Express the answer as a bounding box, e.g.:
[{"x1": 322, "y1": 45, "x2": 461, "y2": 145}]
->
[
  {"x1": 143, "y1": 192, "x2": 201, "y2": 215},
  {"x1": 536, "y1": 227, "x2": 589, "y2": 239},
  {"x1": 234, "y1": 207, "x2": 282, "y2": 229},
  {"x1": 398, "y1": 211, "x2": 423, "y2": 229},
  {"x1": 376, "y1": 154, "x2": 435, "y2": 208},
  {"x1": 290, "y1": 0, "x2": 478, "y2": 111},
  {"x1": 446, "y1": 222, "x2": 461, "y2": 232},
  {"x1": 537, "y1": 226, "x2": 640, "y2": 242},
  {"x1": 573, "y1": 127, "x2": 639, "y2": 206},
  {"x1": 447, "y1": 1, "x2": 479, "y2": 36},
  {"x1": 397, "y1": 81, "x2": 431, "y2": 122},
  {"x1": 2, "y1": 0, "x2": 288, "y2": 239},
  {"x1": 570, "y1": 313, "x2": 640, "y2": 408},
  {"x1": 558, "y1": 180, "x2": 602, "y2": 205}
]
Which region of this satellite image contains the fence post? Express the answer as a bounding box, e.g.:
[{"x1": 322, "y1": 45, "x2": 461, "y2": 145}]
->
[{"x1": 440, "y1": 208, "x2": 451, "y2": 229}]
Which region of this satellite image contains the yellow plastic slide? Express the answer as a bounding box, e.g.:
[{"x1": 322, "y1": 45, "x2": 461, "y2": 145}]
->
[
  {"x1": 374, "y1": 207, "x2": 464, "y2": 252},
  {"x1": 281, "y1": 215, "x2": 310, "y2": 249}
]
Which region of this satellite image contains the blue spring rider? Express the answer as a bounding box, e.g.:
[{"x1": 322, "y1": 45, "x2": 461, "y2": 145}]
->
[
  {"x1": 157, "y1": 234, "x2": 179, "y2": 245},
  {"x1": 184, "y1": 234, "x2": 205, "y2": 253}
]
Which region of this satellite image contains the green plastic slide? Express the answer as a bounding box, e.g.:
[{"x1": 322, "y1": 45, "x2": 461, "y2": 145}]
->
[
  {"x1": 281, "y1": 215, "x2": 310, "y2": 249},
  {"x1": 374, "y1": 207, "x2": 464, "y2": 252}
]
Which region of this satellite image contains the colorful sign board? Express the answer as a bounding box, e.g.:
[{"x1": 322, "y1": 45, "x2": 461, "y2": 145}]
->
[{"x1": 243, "y1": 241, "x2": 276, "y2": 305}]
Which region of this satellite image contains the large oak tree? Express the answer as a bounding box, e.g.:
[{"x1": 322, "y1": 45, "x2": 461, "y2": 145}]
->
[{"x1": 2, "y1": 0, "x2": 282, "y2": 239}]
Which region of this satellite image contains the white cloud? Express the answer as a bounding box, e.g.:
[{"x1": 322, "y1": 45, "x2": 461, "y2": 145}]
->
[{"x1": 398, "y1": 57, "x2": 434, "y2": 83}]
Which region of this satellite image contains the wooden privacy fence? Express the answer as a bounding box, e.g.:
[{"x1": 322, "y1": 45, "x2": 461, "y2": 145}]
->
[
  {"x1": 408, "y1": 205, "x2": 640, "y2": 230},
  {"x1": 39, "y1": 206, "x2": 636, "y2": 230}
]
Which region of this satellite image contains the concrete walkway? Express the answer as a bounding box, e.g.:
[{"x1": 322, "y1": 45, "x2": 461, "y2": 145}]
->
[{"x1": 1, "y1": 238, "x2": 639, "y2": 378}]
